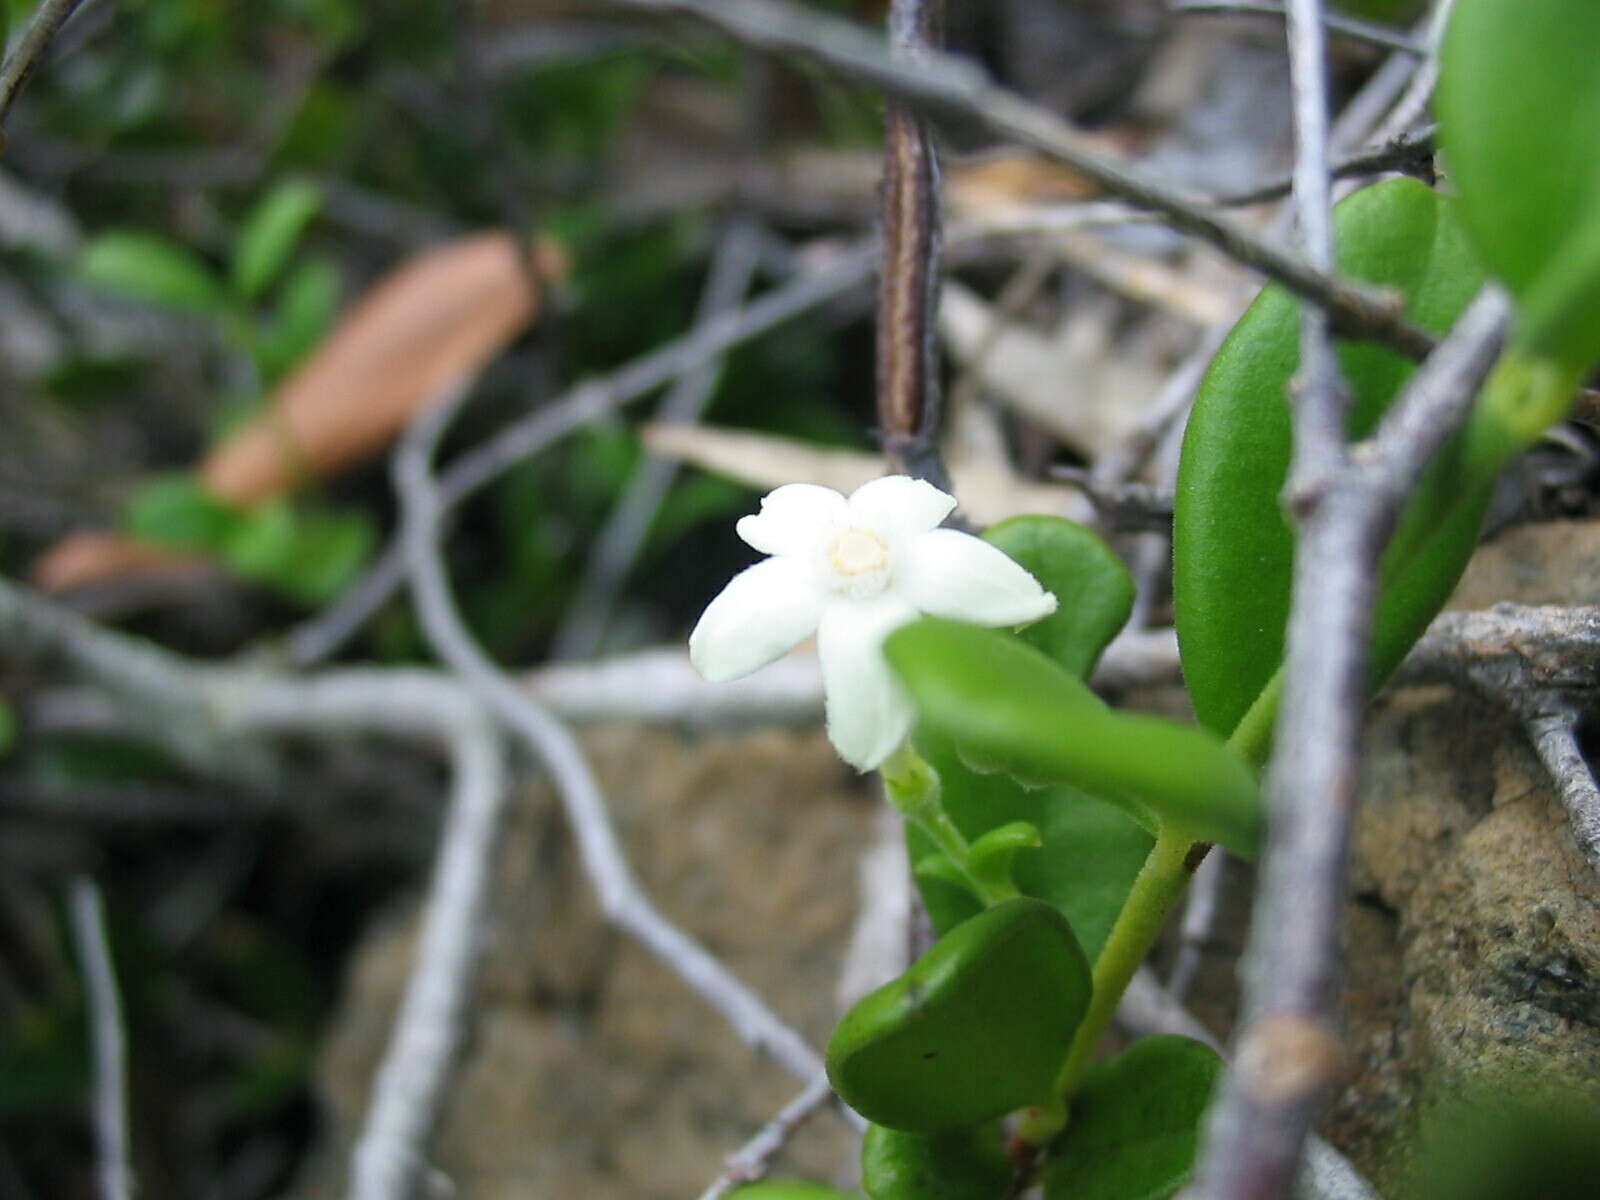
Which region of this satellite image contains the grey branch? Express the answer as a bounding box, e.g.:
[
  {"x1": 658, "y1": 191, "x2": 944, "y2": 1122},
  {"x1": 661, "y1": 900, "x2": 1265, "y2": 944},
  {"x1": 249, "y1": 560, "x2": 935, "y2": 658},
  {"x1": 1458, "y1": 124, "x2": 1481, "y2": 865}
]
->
[
  {"x1": 0, "y1": 0, "x2": 84, "y2": 136},
  {"x1": 394, "y1": 392, "x2": 830, "y2": 1088},
  {"x1": 552, "y1": 215, "x2": 765, "y2": 661},
  {"x1": 1171, "y1": 0, "x2": 1426, "y2": 57},
  {"x1": 696, "y1": 1073, "x2": 839, "y2": 1200},
  {"x1": 1403, "y1": 603, "x2": 1600, "y2": 876},
  {"x1": 602, "y1": 0, "x2": 1435, "y2": 361},
  {"x1": 1185, "y1": 236, "x2": 1515, "y2": 1200},
  {"x1": 69, "y1": 878, "x2": 134, "y2": 1200}
]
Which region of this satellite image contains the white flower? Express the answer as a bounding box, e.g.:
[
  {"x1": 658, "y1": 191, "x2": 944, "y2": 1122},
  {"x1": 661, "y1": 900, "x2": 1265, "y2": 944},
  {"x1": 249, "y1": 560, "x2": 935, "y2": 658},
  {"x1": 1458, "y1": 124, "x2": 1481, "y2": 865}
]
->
[{"x1": 689, "y1": 475, "x2": 1058, "y2": 771}]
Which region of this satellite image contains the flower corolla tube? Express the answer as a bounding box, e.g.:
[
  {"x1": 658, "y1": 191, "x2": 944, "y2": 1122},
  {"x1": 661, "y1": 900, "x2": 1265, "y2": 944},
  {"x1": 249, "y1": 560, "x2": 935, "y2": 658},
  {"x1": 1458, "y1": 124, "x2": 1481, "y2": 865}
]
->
[{"x1": 689, "y1": 475, "x2": 1057, "y2": 771}]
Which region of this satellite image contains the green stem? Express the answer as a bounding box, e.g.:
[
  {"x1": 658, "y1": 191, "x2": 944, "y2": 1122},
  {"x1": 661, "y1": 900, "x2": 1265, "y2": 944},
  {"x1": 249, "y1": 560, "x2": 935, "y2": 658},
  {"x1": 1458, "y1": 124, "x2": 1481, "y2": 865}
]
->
[
  {"x1": 880, "y1": 744, "x2": 1016, "y2": 906},
  {"x1": 1016, "y1": 824, "x2": 1202, "y2": 1147}
]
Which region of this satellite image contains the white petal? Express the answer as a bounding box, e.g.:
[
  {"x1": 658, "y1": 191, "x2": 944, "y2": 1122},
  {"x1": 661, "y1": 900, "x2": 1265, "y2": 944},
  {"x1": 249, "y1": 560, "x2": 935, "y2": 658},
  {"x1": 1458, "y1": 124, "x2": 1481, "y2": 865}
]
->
[
  {"x1": 690, "y1": 556, "x2": 823, "y2": 683},
  {"x1": 847, "y1": 475, "x2": 956, "y2": 543},
  {"x1": 895, "y1": 528, "x2": 1059, "y2": 627},
  {"x1": 817, "y1": 596, "x2": 920, "y2": 771},
  {"x1": 736, "y1": 483, "x2": 848, "y2": 557}
]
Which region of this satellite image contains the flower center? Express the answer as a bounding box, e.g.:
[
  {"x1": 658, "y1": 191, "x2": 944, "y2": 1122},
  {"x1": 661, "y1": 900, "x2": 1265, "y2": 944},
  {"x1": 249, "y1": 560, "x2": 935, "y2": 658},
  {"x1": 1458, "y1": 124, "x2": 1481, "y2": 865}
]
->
[{"x1": 829, "y1": 528, "x2": 889, "y2": 577}]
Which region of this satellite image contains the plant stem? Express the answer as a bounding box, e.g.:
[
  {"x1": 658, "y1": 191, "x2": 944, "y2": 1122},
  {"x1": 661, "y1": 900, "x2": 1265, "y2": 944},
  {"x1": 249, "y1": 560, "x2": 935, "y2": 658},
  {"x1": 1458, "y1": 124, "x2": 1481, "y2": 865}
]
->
[
  {"x1": 881, "y1": 743, "x2": 1016, "y2": 905},
  {"x1": 1015, "y1": 824, "x2": 1202, "y2": 1147}
]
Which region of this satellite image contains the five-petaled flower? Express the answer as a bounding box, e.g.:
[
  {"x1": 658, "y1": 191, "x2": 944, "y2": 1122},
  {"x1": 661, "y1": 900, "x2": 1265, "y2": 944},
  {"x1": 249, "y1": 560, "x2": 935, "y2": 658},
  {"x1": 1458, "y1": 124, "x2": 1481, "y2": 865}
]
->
[{"x1": 689, "y1": 476, "x2": 1057, "y2": 771}]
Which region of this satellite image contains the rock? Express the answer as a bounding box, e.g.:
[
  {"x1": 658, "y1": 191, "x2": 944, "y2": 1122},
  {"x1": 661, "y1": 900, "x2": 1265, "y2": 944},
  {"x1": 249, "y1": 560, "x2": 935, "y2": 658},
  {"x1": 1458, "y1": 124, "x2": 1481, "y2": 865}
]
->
[{"x1": 293, "y1": 725, "x2": 874, "y2": 1199}]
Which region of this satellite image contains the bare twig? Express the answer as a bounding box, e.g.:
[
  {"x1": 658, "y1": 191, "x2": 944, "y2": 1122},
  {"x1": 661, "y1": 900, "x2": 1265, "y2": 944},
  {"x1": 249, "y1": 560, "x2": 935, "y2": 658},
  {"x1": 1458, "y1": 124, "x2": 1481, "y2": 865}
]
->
[
  {"x1": 0, "y1": 0, "x2": 84, "y2": 138},
  {"x1": 552, "y1": 215, "x2": 765, "y2": 660},
  {"x1": 69, "y1": 878, "x2": 133, "y2": 1200},
  {"x1": 1049, "y1": 468, "x2": 1175, "y2": 533},
  {"x1": 876, "y1": 0, "x2": 950, "y2": 486},
  {"x1": 696, "y1": 1073, "x2": 839, "y2": 1200},
  {"x1": 1187, "y1": 277, "x2": 1511, "y2": 1200},
  {"x1": 393, "y1": 392, "x2": 832, "y2": 1091},
  {"x1": 1402, "y1": 603, "x2": 1600, "y2": 876},
  {"x1": 602, "y1": 0, "x2": 1436, "y2": 361},
  {"x1": 1211, "y1": 126, "x2": 1436, "y2": 209},
  {"x1": 1170, "y1": 0, "x2": 1425, "y2": 57},
  {"x1": 284, "y1": 241, "x2": 880, "y2": 666}
]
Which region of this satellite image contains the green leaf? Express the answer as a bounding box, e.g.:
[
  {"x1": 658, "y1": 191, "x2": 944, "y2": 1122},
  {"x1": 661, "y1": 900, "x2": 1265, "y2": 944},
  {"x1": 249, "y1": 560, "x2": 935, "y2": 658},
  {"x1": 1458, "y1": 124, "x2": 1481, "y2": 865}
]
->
[
  {"x1": 728, "y1": 1184, "x2": 858, "y2": 1200},
  {"x1": 221, "y1": 499, "x2": 298, "y2": 580},
  {"x1": 256, "y1": 256, "x2": 341, "y2": 380},
  {"x1": 1173, "y1": 178, "x2": 1486, "y2": 738},
  {"x1": 269, "y1": 508, "x2": 375, "y2": 606},
  {"x1": 232, "y1": 180, "x2": 323, "y2": 300},
  {"x1": 887, "y1": 621, "x2": 1262, "y2": 858},
  {"x1": 982, "y1": 516, "x2": 1133, "y2": 678},
  {"x1": 965, "y1": 821, "x2": 1042, "y2": 903},
  {"x1": 1438, "y1": 0, "x2": 1600, "y2": 367},
  {"x1": 910, "y1": 722, "x2": 1152, "y2": 961},
  {"x1": 1043, "y1": 1037, "x2": 1223, "y2": 1200},
  {"x1": 863, "y1": 1122, "x2": 1011, "y2": 1200},
  {"x1": 827, "y1": 898, "x2": 1090, "y2": 1132},
  {"x1": 126, "y1": 474, "x2": 239, "y2": 550},
  {"x1": 80, "y1": 232, "x2": 224, "y2": 314}
]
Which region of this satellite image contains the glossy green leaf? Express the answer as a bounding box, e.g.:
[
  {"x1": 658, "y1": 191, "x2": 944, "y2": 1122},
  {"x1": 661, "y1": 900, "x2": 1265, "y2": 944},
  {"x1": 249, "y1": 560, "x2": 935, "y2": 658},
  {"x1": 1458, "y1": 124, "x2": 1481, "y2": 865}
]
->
[
  {"x1": 982, "y1": 516, "x2": 1133, "y2": 678},
  {"x1": 1438, "y1": 0, "x2": 1600, "y2": 367},
  {"x1": 827, "y1": 898, "x2": 1089, "y2": 1132},
  {"x1": 1043, "y1": 1036, "x2": 1223, "y2": 1200},
  {"x1": 965, "y1": 821, "x2": 1042, "y2": 902},
  {"x1": 1174, "y1": 178, "x2": 1485, "y2": 738},
  {"x1": 80, "y1": 232, "x2": 224, "y2": 314},
  {"x1": 910, "y1": 722, "x2": 1152, "y2": 961},
  {"x1": 888, "y1": 621, "x2": 1261, "y2": 857},
  {"x1": 729, "y1": 1184, "x2": 858, "y2": 1200},
  {"x1": 863, "y1": 1122, "x2": 1010, "y2": 1200},
  {"x1": 232, "y1": 180, "x2": 323, "y2": 299}
]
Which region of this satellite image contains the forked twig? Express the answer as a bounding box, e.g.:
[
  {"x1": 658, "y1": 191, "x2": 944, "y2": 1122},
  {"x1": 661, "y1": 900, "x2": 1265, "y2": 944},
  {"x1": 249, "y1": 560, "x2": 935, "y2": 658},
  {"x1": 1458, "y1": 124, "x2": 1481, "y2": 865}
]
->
[{"x1": 69, "y1": 878, "x2": 134, "y2": 1200}]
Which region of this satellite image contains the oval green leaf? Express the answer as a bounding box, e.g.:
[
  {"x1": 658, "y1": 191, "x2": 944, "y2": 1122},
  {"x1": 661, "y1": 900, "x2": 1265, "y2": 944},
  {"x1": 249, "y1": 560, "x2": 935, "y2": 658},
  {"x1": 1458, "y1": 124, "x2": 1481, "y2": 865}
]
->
[
  {"x1": 863, "y1": 1123, "x2": 1011, "y2": 1200},
  {"x1": 1438, "y1": 0, "x2": 1600, "y2": 367},
  {"x1": 232, "y1": 180, "x2": 324, "y2": 300},
  {"x1": 1173, "y1": 177, "x2": 1486, "y2": 738},
  {"x1": 80, "y1": 232, "x2": 224, "y2": 314},
  {"x1": 827, "y1": 897, "x2": 1090, "y2": 1133},
  {"x1": 887, "y1": 620, "x2": 1262, "y2": 857},
  {"x1": 1043, "y1": 1036, "x2": 1223, "y2": 1200},
  {"x1": 982, "y1": 516, "x2": 1134, "y2": 679}
]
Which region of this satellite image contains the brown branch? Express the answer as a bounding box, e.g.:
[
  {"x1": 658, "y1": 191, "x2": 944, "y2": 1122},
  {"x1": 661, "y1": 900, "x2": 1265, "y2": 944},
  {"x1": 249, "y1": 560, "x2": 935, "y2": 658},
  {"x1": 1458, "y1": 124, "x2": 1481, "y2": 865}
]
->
[
  {"x1": 876, "y1": 0, "x2": 950, "y2": 486},
  {"x1": 600, "y1": 0, "x2": 1436, "y2": 361}
]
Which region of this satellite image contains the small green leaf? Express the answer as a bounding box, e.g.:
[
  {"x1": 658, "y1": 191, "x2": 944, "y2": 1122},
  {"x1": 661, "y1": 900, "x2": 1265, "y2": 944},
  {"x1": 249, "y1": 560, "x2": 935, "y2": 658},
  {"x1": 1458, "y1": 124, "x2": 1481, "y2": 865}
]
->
[
  {"x1": 911, "y1": 723, "x2": 1152, "y2": 961},
  {"x1": 1438, "y1": 0, "x2": 1600, "y2": 367},
  {"x1": 965, "y1": 821, "x2": 1042, "y2": 902},
  {"x1": 222, "y1": 500, "x2": 298, "y2": 580},
  {"x1": 828, "y1": 898, "x2": 1090, "y2": 1132},
  {"x1": 270, "y1": 508, "x2": 375, "y2": 606},
  {"x1": 232, "y1": 180, "x2": 323, "y2": 300},
  {"x1": 256, "y1": 256, "x2": 341, "y2": 379},
  {"x1": 1043, "y1": 1037, "x2": 1223, "y2": 1200},
  {"x1": 888, "y1": 621, "x2": 1261, "y2": 858},
  {"x1": 863, "y1": 1122, "x2": 1011, "y2": 1200},
  {"x1": 982, "y1": 516, "x2": 1133, "y2": 679},
  {"x1": 80, "y1": 232, "x2": 224, "y2": 314},
  {"x1": 126, "y1": 475, "x2": 239, "y2": 550},
  {"x1": 728, "y1": 1184, "x2": 858, "y2": 1200},
  {"x1": 1173, "y1": 178, "x2": 1486, "y2": 738}
]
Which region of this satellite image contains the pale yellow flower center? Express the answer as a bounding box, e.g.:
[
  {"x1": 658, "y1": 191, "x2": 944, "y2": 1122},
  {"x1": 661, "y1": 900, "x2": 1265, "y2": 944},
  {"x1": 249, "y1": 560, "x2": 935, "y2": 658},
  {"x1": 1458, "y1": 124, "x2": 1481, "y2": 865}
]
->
[{"x1": 829, "y1": 528, "x2": 889, "y2": 577}]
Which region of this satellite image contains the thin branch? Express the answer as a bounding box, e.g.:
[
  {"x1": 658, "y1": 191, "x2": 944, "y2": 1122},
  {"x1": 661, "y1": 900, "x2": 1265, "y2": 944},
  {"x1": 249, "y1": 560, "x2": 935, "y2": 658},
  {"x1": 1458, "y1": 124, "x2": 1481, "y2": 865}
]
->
[
  {"x1": 393, "y1": 391, "x2": 832, "y2": 1089},
  {"x1": 696, "y1": 1073, "x2": 838, "y2": 1200},
  {"x1": 284, "y1": 241, "x2": 880, "y2": 666},
  {"x1": 1528, "y1": 713, "x2": 1600, "y2": 877},
  {"x1": 552, "y1": 215, "x2": 765, "y2": 660},
  {"x1": 0, "y1": 0, "x2": 84, "y2": 140},
  {"x1": 69, "y1": 878, "x2": 133, "y2": 1200},
  {"x1": 1186, "y1": 285, "x2": 1511, "y2": 1200},
  {"x1": 1211, "y1": 126, "x2": 1436, "y2": 209},
  {"x1": 602, "y1": 0, "x2": 1436, "y2": 361},
  {"x1": 1170, "y1": 0, "x2": 1425, "y2": 57},
  {"x1": 876, "y1": 0, "x2": 950, "y2": 486},
  {"x1": 1049, "y1": 468, "x2": 1175, "y2": 533}
]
